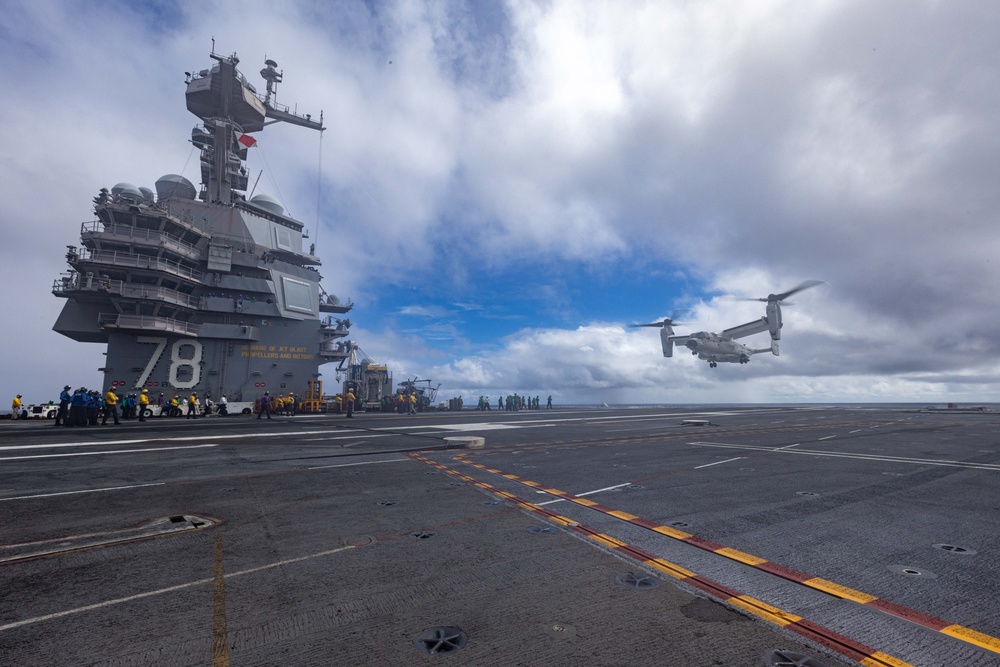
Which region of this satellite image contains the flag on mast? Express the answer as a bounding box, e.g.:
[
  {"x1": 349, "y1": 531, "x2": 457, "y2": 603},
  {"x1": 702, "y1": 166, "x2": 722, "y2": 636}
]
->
[{"x1": 235, "y1": 132, "x2": 257, "y2": 149}]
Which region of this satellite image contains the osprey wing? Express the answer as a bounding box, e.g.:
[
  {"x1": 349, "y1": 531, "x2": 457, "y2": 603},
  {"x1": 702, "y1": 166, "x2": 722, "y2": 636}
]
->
[{"x1": 721, "y1": 317, "x2": 769, "y2": 340}]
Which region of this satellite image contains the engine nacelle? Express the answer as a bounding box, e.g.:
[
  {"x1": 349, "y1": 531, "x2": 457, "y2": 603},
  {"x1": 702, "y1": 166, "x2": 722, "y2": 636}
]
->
[
  {"x1": 766, "y1": 301, "x2": 782, "y2": 340},
  {"x1": 660, "y1": 328, "x2": 674, "y2": 357}
]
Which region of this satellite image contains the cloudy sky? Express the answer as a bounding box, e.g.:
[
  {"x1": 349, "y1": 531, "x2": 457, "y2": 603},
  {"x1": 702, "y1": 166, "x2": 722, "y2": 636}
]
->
[{"x1": 3, "y1": 0, "x2": 999, "y2": 407}]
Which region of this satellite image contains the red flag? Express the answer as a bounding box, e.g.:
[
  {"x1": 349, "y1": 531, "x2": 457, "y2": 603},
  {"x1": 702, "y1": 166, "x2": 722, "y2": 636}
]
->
[{"x1": 235, "y1": 132, "x2": 257, "y2": 149}]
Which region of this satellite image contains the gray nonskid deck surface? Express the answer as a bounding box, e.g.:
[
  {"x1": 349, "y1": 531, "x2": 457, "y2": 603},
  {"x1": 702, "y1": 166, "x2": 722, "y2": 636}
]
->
[{"x1": 1, "y1": 406, "x2": 997, "y2": 665}]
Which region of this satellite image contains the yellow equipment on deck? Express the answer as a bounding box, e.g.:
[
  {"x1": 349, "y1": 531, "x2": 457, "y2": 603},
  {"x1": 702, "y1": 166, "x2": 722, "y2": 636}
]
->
[{"x1": 300, "y1": 379, "x2": 325, "y2": 413}]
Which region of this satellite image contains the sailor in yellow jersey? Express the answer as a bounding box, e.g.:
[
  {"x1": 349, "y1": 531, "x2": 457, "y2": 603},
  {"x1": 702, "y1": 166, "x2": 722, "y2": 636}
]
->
[
  {"x1": 11, "y1": 394, "x2": 22, "y2": 419},
  {"x1": 138, "y1": 388, "x2": 150, "y2": 422},
  {"x1": 345, "y1": 389, "x2": 355, "y2": 418},
  {"x1": 102, "y1": 387, "x2": 121, "y2": 425}
]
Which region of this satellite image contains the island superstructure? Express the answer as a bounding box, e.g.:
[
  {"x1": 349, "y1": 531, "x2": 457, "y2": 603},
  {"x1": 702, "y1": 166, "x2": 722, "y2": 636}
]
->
[{"x1": 52, "y1": 50, "x2": 352, "y2": 404}]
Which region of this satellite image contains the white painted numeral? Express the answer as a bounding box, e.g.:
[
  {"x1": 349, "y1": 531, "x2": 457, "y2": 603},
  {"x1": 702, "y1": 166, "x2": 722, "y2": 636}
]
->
[
  {"x1": 169, "y1": 341, "x2": 203, "y2": 389},
  {"x1": 135, "y1": 336, "x2": 168, "y2": 389}
]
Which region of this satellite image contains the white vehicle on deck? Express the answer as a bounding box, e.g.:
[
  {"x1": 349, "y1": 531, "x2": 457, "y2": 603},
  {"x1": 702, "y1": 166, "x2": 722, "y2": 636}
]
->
[
  {"x1": 28, "y1": 404, "x2": 59, "y2": 419},
  {"x1": 139, "y1": 404, "x2": 165, "y2": 419}
]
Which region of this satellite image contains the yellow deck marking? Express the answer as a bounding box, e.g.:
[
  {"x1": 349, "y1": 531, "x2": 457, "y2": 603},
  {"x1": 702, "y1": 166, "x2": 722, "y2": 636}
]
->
[
  {"x1": 861, "y1": 652, "x2": 918, "y2": 667},
  {"x1": 645, "y1": 558, "x2": 695, "y2": 580},
  {"x1": 587, "y1": 533, "x2": 627, "y2": 548},
  {"x1": 804, "y1": 577, "x2": 878, "y2": 604},
  {"x1": 940, "y1": 624, "x2": 1000, "y2": 653},
  {"x1": 652, "y1": 525, "x2": 692, "y2": 539},
  {"x1": 714, "y1": 547, "x2": 767, "y2": 566},
  {"x1": 212, "y1": 533, "x2": 229, "y2": 667},
  {"x1": 606, "y1": 510, "x2": 639, "y2": 521},
  {"x1": 728, "y1": 596, "x2": 801, "y2": 627}
]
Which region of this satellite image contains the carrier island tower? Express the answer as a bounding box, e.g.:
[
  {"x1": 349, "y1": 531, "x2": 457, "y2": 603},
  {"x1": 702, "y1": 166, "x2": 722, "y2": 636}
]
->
[{"x1": 52, "y1": 51, "x2": 353, "y2": 406}]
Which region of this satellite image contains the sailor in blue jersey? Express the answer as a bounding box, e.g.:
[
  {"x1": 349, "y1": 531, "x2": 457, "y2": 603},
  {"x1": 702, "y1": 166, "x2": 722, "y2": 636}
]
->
[
  {"x1": 86, "y1": 390, "x2": 100, "y2": 426},
  {"x1": 56, "y1": 385, "x2": 71, "y2": 426},
  {"x1": 69, "y1": 388, "x2": 87, "y2": 426}
]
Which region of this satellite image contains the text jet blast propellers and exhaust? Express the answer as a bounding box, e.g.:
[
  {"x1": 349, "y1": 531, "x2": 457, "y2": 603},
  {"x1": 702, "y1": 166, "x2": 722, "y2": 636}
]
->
[{"x1": 632, "y1": 281, "x2": 824, "y2": 368}]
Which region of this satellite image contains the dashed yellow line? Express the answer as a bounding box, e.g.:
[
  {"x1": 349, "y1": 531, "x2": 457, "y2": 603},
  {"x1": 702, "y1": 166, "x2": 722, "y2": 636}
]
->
[{"x1": 212, "y1": 533, "x2": 229, "y2": 667}]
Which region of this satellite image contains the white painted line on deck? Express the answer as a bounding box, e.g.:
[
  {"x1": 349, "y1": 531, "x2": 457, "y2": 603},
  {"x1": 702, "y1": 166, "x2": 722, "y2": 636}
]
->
[
  {"x1": 818, "y1": 435, "x2": 837, "y2": 441},
  {"x1": 0, "y1": 439, "x2": 151, "y2": 452},
  {"x1": 602, "y1": 425, "x2": 687, "y2": 433},
  {"x1": 307, "y1": 458, "x2": 411, "y2": 470},
  {"x1": 0, "y1": 432, "x2": 331, "y2": 452},
  {"x1": 689, "y1": 442, "x2": 1000, "y2": 471},
  {"x1": 775, "y1": 443, "x2": 801, "y2": 450},
  {"x1": 299, "y1": 434, "x2": 393, "y2": 443},
  {"x1": 0, "y1": 444, "x2": 218, "y2": 462},
  {"x1": 0, "y1": 483, "x2": 166, "y2": 502},
  {"x1": 849, "y1": 429, "x2": 862, "y2": 434},
  {"x1": 537, "y1": 482, "x2": 632, "y2": 506},
  {"x1": 0, "y1": 544, "x2": 357, "y2": 632},
  {"x1": 694, "y1": 457, "x2": 743, "y2": 469}
]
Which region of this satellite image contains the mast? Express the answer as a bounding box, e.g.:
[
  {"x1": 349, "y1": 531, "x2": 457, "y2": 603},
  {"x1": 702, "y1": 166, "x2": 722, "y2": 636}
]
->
[{"x1": 185, "y1": 51, "x2": 325, "y2": 205}]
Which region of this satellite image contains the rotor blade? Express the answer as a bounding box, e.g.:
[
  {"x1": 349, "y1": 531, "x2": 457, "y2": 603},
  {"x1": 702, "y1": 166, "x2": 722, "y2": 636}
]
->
[
  {"x1": 729, "y1": 280, "x2": 825, "y2": 303},
  {"x1": 630, "y1": 317, "x2": 686, "y2": 328},
  {"x1": 772, "y1": 280, "x2": 824, "y2": 302},
  {"x1": 629, "y1": 320, "x2": 674, "y2": 328},
  {"x1": 629, "y1": 310, "x2": 687, "y2": 328}
]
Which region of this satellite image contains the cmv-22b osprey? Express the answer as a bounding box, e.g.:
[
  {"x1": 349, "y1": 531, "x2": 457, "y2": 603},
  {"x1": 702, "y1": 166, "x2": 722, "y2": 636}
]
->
[{"x1": 632, "y1": 281, "x2": 823, "y2": 368}]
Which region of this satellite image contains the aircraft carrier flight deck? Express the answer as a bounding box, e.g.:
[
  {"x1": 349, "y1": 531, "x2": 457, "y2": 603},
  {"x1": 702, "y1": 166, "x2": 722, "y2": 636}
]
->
[{"x1": 1, "y1": 405, "x2": 998, "y2": 666}]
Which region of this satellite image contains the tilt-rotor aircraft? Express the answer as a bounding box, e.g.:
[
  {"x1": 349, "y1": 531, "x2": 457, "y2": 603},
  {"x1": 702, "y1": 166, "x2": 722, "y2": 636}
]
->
[{"x1": 632, "y1": 281, "x2": 823, "y2": 368}]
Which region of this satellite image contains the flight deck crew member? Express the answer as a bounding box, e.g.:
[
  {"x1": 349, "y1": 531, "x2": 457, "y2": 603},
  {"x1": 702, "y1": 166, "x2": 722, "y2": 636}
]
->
[
  {"x1": 86, "y1": 391, "x2": 100, "y2": 425},
  {"x1": 345, "y1": 389, "x2": 355, "y2": 418},
  {"x1": 187, "y1": 393, "x2": 198, "y2": 418},
  {"x1": 408, "y1": 392, "x2": 417, "y2": 415},
  {"x1": 69, "y1": 388, "x2": 87, "y2": 426},
  {"x1": 257, "y1": 391, "x2": 272, "y2": 420},
  {"x1": 102, "y1": 387, "x2": 120, "y2": 425},
  {"x1": 11, "y1": 394, "x2": 22, "y2": 419},
  {"x1": 138, "y1": 389, "x2": 150, "y2": 421},
  {"x1": 56, "y1": 385, "x2": 71, "y2": 426}
]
